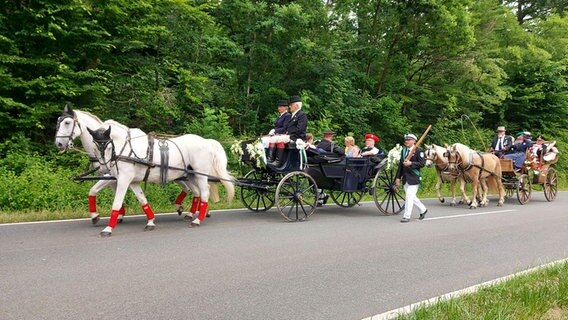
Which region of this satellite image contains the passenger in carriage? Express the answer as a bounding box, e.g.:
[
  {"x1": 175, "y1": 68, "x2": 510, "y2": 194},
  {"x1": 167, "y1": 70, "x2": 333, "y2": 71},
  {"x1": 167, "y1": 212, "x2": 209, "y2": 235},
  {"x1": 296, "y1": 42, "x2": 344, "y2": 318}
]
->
[
  {"x1": 503, "y1": 131, "x2": 533, "y2": 170},
  {"x1": 266, "y1": 99, "x2": 292, "y2": 164},
  {"x1": 360, "y1": 133, "x2": 385, "y2": 156},
  {"x1": 344, "y1": 136, "x2": 361, "y2": 158},
  {"x1": 316, "y1": 130, "x2": 345, "y2": 156},
  {"x1": 531, "y1": 135, "x2": 558, "y2": 162},
  {"x1": 268, "y1": 95, "x2": 307, "y2": 167},
  {"x1": 489, "y1": 126, "x2": 513, "y2": 158},
  {"x1": 268, "y1": 99, "x2": 291, "y2": 136}
]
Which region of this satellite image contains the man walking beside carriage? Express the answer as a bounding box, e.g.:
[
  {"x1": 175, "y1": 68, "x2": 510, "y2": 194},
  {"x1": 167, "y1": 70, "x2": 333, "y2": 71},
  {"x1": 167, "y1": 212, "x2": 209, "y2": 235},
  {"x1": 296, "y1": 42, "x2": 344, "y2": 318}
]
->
[{"x1": 395, "y1": 133, "x2": 428, "y2": 223}]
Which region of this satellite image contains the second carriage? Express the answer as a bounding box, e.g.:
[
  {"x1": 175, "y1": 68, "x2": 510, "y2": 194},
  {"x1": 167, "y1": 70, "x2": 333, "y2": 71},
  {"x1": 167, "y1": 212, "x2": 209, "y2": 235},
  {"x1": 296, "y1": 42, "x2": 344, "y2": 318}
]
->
[{"x1": 236, "y1": 140, "x2": 405, "y2": 221}]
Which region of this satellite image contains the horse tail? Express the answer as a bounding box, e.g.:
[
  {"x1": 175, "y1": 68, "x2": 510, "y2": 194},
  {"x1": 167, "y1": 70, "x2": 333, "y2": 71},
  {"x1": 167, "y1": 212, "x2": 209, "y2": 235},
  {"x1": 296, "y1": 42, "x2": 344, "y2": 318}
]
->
[{"x1": 210, "y1": 141, "x2": 235, "y2": 202}]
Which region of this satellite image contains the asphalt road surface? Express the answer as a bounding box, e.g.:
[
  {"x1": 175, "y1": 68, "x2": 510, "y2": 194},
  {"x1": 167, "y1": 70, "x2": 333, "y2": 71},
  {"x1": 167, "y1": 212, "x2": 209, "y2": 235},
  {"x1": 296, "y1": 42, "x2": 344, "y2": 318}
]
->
[{"x1": 1, "y1": 192, "x2": 566, "y2": 320}]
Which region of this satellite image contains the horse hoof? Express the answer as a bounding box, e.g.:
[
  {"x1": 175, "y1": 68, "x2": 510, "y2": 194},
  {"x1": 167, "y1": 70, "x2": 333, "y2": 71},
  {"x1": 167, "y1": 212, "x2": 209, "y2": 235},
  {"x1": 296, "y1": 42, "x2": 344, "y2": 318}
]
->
[
  {"x1": 440, "y1": 198, "x2": 445, "y2": 203},
  {"x1": 144, "y1": 225, "x2": 156, "y2": 231},
  {"x1": 91, "y1": 216, "x2": 100, "y2": 225},
  {"x1": 189, "y1": 222, "x2": 200, "y2": 228},
  {"x1": 118, "y1": 218, "x2": 124, "y2": 224},
  {"x1": 183, "y1": 215, "x2": 194, "y2": 221},
  {"x1": 450, "y1": 203, "x2": 456, "y2": 207},
  {"x1": 206, "y1": 213, "x2": 211, "y2": 218},
  {"x1": 100, "y1": 231, "x2": 112, "y2": 237},
  {"x1": 177, "y1": 208, "x2": 183, "y2": 216}
]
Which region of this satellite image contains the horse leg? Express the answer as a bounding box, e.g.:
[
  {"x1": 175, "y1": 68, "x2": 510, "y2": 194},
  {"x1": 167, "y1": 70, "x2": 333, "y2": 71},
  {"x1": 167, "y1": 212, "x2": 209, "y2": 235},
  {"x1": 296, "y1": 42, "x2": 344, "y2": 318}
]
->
[
  {"x1": 129, "y1": 183, "x2": 156, "y2": 231},
  {"x1": 479, "y1": 179, "x2": 489, "y2": 207},
  {"x1": 470, "y1": 178, "x2": 479, "y2": 209},
  {"x1": 190, "y1": 176, "x2": 210, "y2": 227},
  {"x1": 449, "y1": 179, "x2": 457, "y2": 206},
  {"x1": 88, "y1": 180, "x2": 117, "y2": 225},
  {"x1": 100, "y1": 178, "x2": 132, "y2": 237},
  {"x1": 459, "y1": 177, "x2": 470, "y2": 205},
  {"x1": 436, "y1": 174, "x2": 445, "y2": 203},
  {"x1": 174, "y1": 181, "x2": 190, "y2": 215}
]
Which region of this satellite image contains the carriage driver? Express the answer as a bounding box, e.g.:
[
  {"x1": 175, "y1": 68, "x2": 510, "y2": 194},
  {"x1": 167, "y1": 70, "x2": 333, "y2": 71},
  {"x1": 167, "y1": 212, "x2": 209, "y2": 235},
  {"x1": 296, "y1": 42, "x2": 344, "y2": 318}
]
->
[
  {"x1": 265, "y1": 100, "x2": 292, "y2": 164},
  {"x1": 394, "y1": 133, "x2": 428, "y2": 223},
  {"x1": 268, "y1": 95, "x2": 308, "y2": 168},
  {"x1": 489, "y1": 126, "x2": 513, "y2": 158}
]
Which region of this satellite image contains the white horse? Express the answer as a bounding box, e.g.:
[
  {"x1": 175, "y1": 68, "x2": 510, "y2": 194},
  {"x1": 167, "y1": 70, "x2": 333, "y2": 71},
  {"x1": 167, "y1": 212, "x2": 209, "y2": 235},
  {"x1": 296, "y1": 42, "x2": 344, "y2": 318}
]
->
[
  {"x1": 424, "y1": 144, "x2": 468, "y2": 206},
  {"x1": 447, "y1": 143, "x2": 505, "y2": 208},
  {"x1": 87, "y1": 120, "x2": 234, "y2": 236},
  {"x1": 54, "y1": 105, "x2": 233, "y2": 224}
]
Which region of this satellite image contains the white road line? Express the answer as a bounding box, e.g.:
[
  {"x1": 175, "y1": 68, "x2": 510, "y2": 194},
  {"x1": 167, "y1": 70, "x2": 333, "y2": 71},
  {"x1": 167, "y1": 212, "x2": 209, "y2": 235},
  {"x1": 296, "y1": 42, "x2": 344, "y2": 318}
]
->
[
  {"x1": 363, "y1": 257, "x2": 568, "y2": 320},
  {"x1": 424, "y1": 209, "x2": 516, "y2": 221}
]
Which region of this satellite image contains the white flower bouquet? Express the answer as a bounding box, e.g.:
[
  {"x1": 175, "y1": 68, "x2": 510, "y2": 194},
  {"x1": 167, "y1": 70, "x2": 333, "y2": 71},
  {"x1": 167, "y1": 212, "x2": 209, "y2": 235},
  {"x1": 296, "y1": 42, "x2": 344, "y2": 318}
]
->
[
  {"x1": 245, "y1": 139, "x2": 266, "y2": 168},
  {"x1": 386, "y1": 144, "x2": 403, "y2": 170},
  {"x1": 230, "y1": 140, "x2": 244, "y2": 161}
]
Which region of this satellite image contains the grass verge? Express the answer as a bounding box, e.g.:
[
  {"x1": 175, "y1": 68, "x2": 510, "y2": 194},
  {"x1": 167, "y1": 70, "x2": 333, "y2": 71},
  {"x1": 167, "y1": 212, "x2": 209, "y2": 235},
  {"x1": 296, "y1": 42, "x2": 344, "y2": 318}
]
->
[{"x1": 391, "y1": 261, "x2": 568, "y2": 320}]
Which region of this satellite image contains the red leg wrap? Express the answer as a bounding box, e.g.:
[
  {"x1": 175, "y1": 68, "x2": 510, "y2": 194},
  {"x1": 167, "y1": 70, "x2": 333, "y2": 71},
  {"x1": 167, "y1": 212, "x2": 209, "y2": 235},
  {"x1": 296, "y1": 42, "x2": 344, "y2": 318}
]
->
[
  {"x1": 175, "y1": 191, "x2": 188, "y2": 205},
  {"x1": 190, "y1": 196, "x2": 200, "y2": 213},
  {"x1": 119, "y1": 205, "x2": 126, "y2": 215},
  {"x1": 197, "y1": 202, "x2": 208, "y2": 221},
  {"x1": 88, "y1": 195, "x2": 96, "y2": 213},
  {"x1": 108, "y1": 210, "x2": 120, "y2": 228},
  {"x1": 142, "y1": 204, "x2": 155, "y2": 220}
]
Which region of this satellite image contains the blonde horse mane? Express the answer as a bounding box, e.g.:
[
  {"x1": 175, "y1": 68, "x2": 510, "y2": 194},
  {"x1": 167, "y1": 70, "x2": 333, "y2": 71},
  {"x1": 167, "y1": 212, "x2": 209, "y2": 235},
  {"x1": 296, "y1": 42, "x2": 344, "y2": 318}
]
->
[{"x1": 74, "y1": 110, "x2": 103, "y2": 123}]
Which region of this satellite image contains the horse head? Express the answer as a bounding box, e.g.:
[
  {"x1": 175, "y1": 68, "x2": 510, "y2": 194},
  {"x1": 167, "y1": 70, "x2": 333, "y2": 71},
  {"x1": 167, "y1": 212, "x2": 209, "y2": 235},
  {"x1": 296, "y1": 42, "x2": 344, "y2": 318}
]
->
[
  {"x1": 425, "y1": 144, "x2": 450, "y2": 169},
  {"x1": 87, "y1": 126, "x2": 114, "y2": 174},
  {"x1": 447, "y1": 143, "x2": 471, "y2": 171},
  {"x1": 55, "y1": 104, "x2": 80, "y2": 151}
]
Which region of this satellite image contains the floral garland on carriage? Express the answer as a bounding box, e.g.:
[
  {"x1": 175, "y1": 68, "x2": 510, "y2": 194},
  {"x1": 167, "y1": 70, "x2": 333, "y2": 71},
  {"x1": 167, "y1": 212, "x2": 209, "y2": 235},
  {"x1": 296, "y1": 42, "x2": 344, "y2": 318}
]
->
[{"x1": 230, "y1": 138, "x2": 266, "y2": 168}]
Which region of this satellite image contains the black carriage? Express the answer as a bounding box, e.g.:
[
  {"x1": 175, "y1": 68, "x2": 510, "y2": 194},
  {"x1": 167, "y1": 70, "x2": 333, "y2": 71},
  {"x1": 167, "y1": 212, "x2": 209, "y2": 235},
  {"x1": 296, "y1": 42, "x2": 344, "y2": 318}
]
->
[{"x1": 237, "y1": 140, "x2": 406, "y2": 221}]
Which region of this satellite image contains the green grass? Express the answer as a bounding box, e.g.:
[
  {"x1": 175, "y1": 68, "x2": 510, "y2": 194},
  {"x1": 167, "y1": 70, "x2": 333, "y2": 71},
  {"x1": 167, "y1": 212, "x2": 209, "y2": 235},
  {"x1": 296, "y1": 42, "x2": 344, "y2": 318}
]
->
[{"x1": 393, "y1": 261, "x2": 568, "y2": 320}]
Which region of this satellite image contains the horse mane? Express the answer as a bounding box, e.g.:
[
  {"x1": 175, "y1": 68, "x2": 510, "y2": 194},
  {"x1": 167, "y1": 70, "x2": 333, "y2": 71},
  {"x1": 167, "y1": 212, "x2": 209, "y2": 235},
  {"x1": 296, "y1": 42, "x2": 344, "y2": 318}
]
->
[{"x1": 74, "y1": 110, "x2": 103, "y2": 124}]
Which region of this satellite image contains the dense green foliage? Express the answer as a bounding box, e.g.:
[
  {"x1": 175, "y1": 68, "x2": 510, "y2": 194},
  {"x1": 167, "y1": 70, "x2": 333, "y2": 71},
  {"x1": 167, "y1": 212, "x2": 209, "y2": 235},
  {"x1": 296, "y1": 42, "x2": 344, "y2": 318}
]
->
[{"x1": 1, "y1": 0, "x2": 566, "y2": 213}]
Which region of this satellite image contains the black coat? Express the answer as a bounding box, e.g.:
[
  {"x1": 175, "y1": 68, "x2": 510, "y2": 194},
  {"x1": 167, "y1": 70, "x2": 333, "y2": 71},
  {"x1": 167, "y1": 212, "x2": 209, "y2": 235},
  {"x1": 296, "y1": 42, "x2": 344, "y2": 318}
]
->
[
  {"x1": 274, "y1": 112, "x2": 291, "y2": 134},
  {"x1": 490, "y1": 135, "x2": 513, "y2": 153},
  {"x1": 316, "y1": 139, "x2": 345, "y2": 155},
  {"x1": 286, "y1": 110, "x2": 308, "y2": 141},
  {"x1": 395, "y1": 146, "x2": 426, "y2": 185}
]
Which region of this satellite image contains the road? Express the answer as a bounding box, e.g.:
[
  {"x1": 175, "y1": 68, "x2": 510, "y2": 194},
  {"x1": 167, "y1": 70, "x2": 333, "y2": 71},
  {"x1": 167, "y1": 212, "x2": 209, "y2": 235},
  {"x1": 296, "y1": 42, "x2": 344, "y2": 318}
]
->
[{"x1": 1, "y1": 192, "x2": 566, "y2": 320}]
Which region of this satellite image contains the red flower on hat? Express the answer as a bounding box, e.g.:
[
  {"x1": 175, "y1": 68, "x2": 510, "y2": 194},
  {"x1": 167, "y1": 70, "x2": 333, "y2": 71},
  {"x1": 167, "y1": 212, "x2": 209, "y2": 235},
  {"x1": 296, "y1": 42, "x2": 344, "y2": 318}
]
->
[{"x1": 365, "y1": 133, "x2": 380, "y2": 143}]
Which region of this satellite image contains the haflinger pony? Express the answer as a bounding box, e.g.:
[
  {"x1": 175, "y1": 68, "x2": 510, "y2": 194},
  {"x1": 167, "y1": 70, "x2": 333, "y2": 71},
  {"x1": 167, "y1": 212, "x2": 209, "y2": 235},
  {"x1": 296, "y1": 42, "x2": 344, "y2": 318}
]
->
[
  {"x1": 54, "y1": 105, "x2": 232, "y2": 224},
  {"x1": 424, "y1": 144, "x2": 469, "y2": 206},
  {"x1": 86, "y1": 120, "x2": 234, "y2": 236},
  {"x1": 447, "y1": 143, "x2": 505, "y2": 208}
]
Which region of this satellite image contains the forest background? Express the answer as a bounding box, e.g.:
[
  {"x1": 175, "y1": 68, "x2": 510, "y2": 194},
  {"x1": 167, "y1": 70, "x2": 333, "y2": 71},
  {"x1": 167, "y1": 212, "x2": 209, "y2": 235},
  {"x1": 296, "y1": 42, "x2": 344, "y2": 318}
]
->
[{"x1": 0, "y1": 0, "x2": 567, "y2": 217}]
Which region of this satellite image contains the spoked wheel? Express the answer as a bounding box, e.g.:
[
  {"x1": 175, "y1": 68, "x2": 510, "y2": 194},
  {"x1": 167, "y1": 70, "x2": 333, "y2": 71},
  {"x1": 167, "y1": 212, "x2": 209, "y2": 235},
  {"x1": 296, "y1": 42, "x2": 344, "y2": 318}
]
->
[
  {"x1": 544, "y1": 167, "x2": 558, "y2": 202},
  {"x1": 275, "y1": 171, "x2": 318, "y2": 221},
  {"x1": 329, "y1": 190, "x2": 364, "y2": 208},
  {"x1": 373, "y1": 164, "x2": 405, "y2": 215},
  {"x1": 240, "y1": 170, "x2": 275, "y2": 212},
  {"x1": 516, "y1": 174, "x2": 531, "y2": 205}
]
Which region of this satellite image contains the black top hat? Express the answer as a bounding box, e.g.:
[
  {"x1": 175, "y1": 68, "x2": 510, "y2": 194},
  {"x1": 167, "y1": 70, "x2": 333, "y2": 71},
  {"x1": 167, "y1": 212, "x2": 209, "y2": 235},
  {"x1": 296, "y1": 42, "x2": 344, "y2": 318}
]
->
[
  {"x1": 277, "y1": 100, "x2": 288, "y2": 107},
  {"x1": 288, "y1": 95, "x2": 301, "y2": 104}
]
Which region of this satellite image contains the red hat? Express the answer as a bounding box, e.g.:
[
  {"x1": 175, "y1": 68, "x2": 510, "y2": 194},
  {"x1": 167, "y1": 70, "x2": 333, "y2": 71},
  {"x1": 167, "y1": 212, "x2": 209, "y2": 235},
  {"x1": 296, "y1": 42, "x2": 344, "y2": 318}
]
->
[{"x1": 365, "y1": 133, "x2": 380, "y2": 143}]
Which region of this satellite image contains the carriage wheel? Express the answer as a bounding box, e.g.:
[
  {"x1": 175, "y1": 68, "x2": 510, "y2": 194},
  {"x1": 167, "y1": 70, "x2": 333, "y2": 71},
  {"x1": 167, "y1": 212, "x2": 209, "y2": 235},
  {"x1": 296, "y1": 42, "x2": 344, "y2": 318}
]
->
[
  {"x1": 240, "y1": 170, "x2": 275, "y2": 212},
  {"x1": 275, "y1": 171, "x2": 318, "y2": 222},
  {"x1": 329, "y1": 190, "x2": 364, "y2": 208},
  {"x1": 373, "y1": 165, "x2": 405, "y2": 215},
  {"x1": 544, "y1": 167, "x2": 558, "y2": 202},
  {"x1": 516, "y1": 174, "x2": 531, "y2": 205}
]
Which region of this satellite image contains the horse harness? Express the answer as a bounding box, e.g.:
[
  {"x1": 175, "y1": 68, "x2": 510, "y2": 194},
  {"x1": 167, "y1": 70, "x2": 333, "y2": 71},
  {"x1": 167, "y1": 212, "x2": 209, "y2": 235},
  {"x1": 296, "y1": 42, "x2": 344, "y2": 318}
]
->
[
  {"x1": 92, "y1": 129, "x2": 188, "y2": 187},
  {"x1": 447, "y1": 149, "x2": 500, "y2": 180}
]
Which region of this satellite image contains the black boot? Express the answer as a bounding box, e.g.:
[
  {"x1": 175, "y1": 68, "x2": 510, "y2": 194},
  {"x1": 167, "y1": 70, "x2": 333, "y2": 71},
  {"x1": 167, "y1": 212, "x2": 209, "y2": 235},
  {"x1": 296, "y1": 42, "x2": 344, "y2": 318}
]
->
[
  {"x1": 269, "y1": 147, "x2": 286, "y2": 168},
  {"x1": 267, "y1": 147, "x2": 276, "y2": 163}
]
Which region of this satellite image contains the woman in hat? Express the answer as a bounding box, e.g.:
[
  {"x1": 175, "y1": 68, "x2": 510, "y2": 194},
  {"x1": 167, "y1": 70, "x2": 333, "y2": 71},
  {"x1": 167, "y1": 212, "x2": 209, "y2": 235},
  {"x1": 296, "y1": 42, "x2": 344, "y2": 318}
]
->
[
  {"x1": 268, "y1": 99, "x2": 291, "y2": 136},
  {"x1": 361, "y1": 133, "x2": 383, "y2": 156}
]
